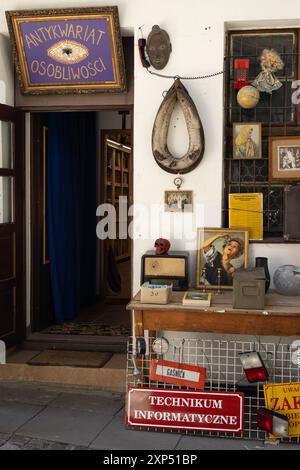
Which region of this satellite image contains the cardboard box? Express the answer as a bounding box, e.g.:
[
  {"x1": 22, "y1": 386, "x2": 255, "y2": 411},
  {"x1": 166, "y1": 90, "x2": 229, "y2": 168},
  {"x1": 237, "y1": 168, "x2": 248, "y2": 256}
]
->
[
  {"x1": 140, "y1": 282, "x2": 172, "y2": 304},
  {"x1": 233, "y1": 268, "x2": 265, "y2": 310}
]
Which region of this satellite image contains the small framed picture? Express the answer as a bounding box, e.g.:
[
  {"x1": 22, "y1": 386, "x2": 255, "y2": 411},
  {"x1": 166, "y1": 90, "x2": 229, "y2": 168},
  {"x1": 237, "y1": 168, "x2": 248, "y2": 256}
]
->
[
  {"x1": 233, "y1": 123, "x2": 262, "y2": 159},
  {"x1": 196, "y1": 228, "x2": 249, "y2": 290},
  {"x1": 269, "y1": 136, "x2": 300, "y2": 182},
  {"x1": 164, "y1": 190, "x2": 193, "y2": 212}
]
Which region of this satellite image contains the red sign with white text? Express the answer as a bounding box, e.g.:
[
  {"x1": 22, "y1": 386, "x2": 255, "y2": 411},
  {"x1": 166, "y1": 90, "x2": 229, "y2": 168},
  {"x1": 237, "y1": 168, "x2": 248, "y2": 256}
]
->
[
  {"x1": 150, "y1": 359, "x2": 206, "y2": 389},
  {"x1": 126, "y1": 387, "x2": 244, "y2": 433}
]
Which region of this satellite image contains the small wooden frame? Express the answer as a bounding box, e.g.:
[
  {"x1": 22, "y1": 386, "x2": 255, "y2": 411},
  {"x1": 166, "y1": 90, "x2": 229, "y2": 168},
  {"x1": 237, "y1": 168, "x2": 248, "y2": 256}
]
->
[
  {"x1": 164, "y1": 190, "x2": 193, "y2": 212},
  {"x1": 233, "y1": 122, "x2": 262, "y2": 160},
  {"x1": 6, "y1": 7, "x2": 126, "y2": 94},
  {"x1": 269, "y1": 136, "x2": 300, "y2": 182}
]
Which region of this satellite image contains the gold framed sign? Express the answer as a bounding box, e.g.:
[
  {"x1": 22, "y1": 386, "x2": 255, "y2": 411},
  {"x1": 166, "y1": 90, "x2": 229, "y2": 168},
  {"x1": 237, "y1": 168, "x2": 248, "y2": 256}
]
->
[{"x1": 6, "y1": 7, "x2": 126, "y2": 94}]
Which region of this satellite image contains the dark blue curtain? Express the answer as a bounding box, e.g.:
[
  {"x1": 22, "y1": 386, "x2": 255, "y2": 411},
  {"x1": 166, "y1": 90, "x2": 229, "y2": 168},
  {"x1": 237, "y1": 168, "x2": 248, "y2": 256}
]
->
[{"x1": 47, "y1": 112, "x2": 96, "y2": 323}]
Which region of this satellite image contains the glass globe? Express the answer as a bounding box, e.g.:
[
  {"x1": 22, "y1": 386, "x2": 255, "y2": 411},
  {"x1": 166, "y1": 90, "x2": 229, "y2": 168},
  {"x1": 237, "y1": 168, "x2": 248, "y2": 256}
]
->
[
  {"x1": 273, "y1": 265, "x2": 300, "y2": 296},
  {"x1": 237, "y1": 85, "x2": 260, "y2": 109}
]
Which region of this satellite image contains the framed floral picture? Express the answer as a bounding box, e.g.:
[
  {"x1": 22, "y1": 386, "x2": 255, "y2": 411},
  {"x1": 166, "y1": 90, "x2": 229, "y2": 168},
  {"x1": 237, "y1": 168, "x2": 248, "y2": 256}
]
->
[
  {"x1": 269, "y1": 136, "x2": 300, "y2": 182},
  {"x1": 233, "y1": 123, "x2": 262, "y2": 160},
  {"x1": 6, "y1": 7, "x2": 126, "y2": 94},
  {"x1": 196, "y1": 228, "x2": 249, "y2": 290}
]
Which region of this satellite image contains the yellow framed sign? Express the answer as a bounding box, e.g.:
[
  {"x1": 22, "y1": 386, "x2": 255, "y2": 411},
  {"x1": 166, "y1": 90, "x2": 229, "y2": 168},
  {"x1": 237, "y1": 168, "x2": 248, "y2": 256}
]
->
[
  {"x1": 6, "y1": 7, "x2": 126, "y2": 94},
  {"x1": 229, "y1": 193, "x2": 263, "y2": 240},
  {"x1": 264, "y1": 382, "x2": 300, "y2": 437}
]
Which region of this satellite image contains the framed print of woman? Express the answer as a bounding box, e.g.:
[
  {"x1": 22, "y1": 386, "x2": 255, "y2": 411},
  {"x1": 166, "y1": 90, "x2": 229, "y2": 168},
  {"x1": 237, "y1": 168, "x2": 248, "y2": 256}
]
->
[
  {"x1": 196, "y1": 228, "x2": 249, "y2": 289},
  {"x1": 233, "y1": 123, "x2": 262, "y2": 159}
]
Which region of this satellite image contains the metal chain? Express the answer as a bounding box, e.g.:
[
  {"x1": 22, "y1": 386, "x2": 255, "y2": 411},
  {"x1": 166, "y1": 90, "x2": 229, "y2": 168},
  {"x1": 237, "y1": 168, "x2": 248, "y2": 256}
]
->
[{"x1": 146, "y1": 68, "x2": 225, "y2": 80}]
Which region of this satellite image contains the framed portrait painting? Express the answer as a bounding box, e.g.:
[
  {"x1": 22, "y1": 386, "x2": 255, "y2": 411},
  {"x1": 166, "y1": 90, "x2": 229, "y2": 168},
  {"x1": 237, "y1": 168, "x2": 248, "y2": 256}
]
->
[
  {"x1": 6, "y1": 7, "x2": 126, "y2": 94},
  {"x1": 196, "y1": 228, "x2": 249, "y2": 290},
  {"x1": 269, "y1": 136, "x2": 300, "y2": 182},
  {"x1": 233, "y1": 123, "x2": 262, "y2": 160}
]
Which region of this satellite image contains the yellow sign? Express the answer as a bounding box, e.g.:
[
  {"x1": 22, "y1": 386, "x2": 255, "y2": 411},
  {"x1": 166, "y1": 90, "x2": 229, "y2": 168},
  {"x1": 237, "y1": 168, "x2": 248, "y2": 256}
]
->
[
  {"x1": 264, "y1": 382, "x2": 300, "y2": 437},
  {"x1": 229, "y1": 193, "x2": 263, "y2": 240}
]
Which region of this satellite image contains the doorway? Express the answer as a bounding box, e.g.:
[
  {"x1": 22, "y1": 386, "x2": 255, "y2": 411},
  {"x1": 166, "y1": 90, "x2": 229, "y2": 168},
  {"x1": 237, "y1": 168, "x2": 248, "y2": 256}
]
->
[{"x1": 30, "y1": 109, "x2": 132, "y2": 347}]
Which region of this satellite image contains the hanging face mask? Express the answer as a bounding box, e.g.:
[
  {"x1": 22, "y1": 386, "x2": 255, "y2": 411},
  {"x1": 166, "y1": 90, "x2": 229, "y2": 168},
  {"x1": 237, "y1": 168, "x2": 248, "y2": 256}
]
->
[
  {"x1": 146, "y1": 25, "x2": 172, "y2": 70},
  {"x1": 252, "y1": 48, "x2": 284, "y2": 94}
]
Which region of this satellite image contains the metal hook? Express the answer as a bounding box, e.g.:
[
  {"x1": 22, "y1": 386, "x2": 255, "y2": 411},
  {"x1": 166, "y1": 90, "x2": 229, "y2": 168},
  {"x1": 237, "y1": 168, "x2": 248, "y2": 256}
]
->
[
  {"x1": 180, "y1": 339, "x2": 185, "y2": 364},
  {"x1": 138, "y1": 25, "x2": 145, "y2": 38}
]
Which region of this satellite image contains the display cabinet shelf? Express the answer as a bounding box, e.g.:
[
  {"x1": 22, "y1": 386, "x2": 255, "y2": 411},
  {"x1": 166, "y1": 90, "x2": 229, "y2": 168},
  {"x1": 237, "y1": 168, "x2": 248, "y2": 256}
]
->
[{"x1": 103, "y1": 133, "x2": 132, "y2": 262}]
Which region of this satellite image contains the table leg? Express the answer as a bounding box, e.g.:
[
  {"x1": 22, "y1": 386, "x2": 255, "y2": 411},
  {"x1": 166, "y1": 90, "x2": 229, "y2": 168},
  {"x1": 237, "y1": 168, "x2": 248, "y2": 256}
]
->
[{"x1": 133, "y1": 309, "x2": 144, "y2": 337}]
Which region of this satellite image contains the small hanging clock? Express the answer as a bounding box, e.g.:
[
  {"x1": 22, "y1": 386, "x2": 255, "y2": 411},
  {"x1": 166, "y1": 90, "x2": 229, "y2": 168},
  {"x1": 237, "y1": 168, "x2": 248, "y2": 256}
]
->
[
  {"x1": 174, "y1": 176, "x2": 183, "y2": 190},
  {"x1": 152, "y1": 337, "x2": 169, "y2": 356}
]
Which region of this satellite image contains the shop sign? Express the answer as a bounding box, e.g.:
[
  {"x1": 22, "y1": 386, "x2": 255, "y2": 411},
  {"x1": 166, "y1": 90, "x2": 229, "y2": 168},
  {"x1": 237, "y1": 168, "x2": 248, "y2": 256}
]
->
[
  {"x1": 6, "y1": 7, "x2": 126, "y2": 94},
  {"x1": 264, "y1": 382, "x2": 300, "y2": 437},
  {"x1": 126, "y1": 387, "x2": 244, "y2": 433},
  {"x1": 150, "y1": 359, "x2": 206, "y2": 389}
]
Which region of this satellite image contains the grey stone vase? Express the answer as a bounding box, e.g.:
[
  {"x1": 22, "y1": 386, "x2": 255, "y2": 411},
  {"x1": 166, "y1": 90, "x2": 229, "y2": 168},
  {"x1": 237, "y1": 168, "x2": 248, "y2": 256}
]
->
[{"x1": 273, "y1": 265, "x2": 300, "y2": 296}]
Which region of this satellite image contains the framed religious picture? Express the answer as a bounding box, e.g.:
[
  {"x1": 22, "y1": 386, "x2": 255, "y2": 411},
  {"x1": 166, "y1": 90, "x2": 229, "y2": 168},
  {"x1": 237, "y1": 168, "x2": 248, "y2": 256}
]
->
[
  {"x1": 269, "y1": 136, "x2": 300, "y2": 182},
  {"x1": 233, "y1": 123, "x2": 262, "y2": 159},
  {"x1": 196, "y1": 228, "x2": 249, "y2": 290},
  {"x1": 6, "y1": 7, "x2": 126, "y2": 94},
  {"x1": 164, "y1": 190, "x2": 193, "y2": 212}
]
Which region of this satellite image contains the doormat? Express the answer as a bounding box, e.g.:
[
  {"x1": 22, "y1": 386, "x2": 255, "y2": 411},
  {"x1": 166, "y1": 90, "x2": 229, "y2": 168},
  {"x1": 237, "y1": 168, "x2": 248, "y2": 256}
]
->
[
  {"x1": 43, "y1": 322, "x2": 130, "y2": 337},
  {"x1": 27, "y1": 350, "x2": 112, "y2": 368}
]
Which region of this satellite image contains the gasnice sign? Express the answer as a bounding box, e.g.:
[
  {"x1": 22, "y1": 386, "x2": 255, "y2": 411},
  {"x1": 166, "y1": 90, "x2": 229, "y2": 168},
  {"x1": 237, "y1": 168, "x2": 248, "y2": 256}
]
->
[
  {"x1": 150, "y1": 359, "x2": 206, "y2": 390},
  {"x1": 6, "y1": 8, "x2": 126, "y2": 94},
  {"x1": 264, "y1": 382, "x2": 300, "y2": 437},
  {"x1": 126, "y1": 387, "x2": 244, "y2": 433}
]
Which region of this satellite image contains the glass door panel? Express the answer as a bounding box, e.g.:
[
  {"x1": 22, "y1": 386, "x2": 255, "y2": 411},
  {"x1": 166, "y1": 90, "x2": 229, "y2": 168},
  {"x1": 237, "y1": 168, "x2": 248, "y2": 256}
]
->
[{"x1": 0, "y1": 121, "x2": 14, "y2": 169}]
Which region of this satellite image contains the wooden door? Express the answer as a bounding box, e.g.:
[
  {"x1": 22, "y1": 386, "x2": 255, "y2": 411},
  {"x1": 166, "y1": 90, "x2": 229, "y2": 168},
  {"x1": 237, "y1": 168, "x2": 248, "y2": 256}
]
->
[
  {"x1": 31, "y1": 113, "x2": 54, "y2": 331},
  {"x1": 0, "y1": 104, "x2": 25, "y2": 347}
]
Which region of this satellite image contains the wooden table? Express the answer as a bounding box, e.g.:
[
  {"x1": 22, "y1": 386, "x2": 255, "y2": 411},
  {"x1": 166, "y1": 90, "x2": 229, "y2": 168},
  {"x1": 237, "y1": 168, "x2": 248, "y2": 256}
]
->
[{"x1": 127, "y1": 291, "x2": 300, "y2": 337}]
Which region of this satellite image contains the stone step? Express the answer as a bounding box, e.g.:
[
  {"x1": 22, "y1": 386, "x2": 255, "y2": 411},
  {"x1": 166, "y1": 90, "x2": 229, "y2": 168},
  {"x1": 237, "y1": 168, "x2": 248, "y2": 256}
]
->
[{"x1": 0, "y1": 351, "x2": 127, "y2": 393}]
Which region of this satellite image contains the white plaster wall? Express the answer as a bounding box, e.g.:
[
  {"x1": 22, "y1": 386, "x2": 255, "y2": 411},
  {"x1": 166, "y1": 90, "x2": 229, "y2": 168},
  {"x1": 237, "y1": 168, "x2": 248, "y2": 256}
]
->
[
  {"x1": 0, "y1": 33, "x2": 14, "y2": 105},
  {"x1": 1, "y1": 0, "x2": 300, "y2": 296}
]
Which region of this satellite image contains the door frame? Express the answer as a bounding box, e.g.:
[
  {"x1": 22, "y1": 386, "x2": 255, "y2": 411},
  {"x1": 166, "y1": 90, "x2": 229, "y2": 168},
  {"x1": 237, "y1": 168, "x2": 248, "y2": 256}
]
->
[
  {"x1": 99, "y1": 127, "x2": 133, "y2": 301},
  {"x1": 0, "y1": 103, "x2": 25, "y2": 347},
  {"x1": 28, "y1": 105, "x2": 133, "y2": 351},
  {"x1": 29, "y1": 112, "x2": 54, "y2": 332}
]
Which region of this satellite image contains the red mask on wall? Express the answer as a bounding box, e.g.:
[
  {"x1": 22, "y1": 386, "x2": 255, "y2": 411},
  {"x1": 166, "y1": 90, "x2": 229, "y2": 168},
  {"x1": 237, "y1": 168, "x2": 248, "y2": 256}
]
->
[{"x1": 154, "y1": 238, "x2": 171, "y2": 255}]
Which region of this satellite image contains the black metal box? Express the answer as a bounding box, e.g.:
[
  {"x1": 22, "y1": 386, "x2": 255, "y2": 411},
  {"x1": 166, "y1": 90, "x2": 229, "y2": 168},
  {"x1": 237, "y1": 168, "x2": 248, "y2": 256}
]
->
[{"x1": 141, "y1": 251, "x2": 189, "y2": 291}]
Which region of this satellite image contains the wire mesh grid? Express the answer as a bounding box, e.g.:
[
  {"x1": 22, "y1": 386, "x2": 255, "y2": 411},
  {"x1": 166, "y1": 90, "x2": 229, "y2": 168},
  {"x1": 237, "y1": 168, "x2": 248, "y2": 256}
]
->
[{"x1": 126, "y1": 336, "x2": 300, "y2": 443}]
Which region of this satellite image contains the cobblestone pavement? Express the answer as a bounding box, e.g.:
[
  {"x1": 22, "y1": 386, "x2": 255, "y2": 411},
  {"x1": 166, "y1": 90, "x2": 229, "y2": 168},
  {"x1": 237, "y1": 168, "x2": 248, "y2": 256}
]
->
[
  {"x1": 0, "y1": 433, "x2": 88, "y2": 450},
  {"x1": 0, "y1": 382, "x2": 299, "y2": 451}
]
